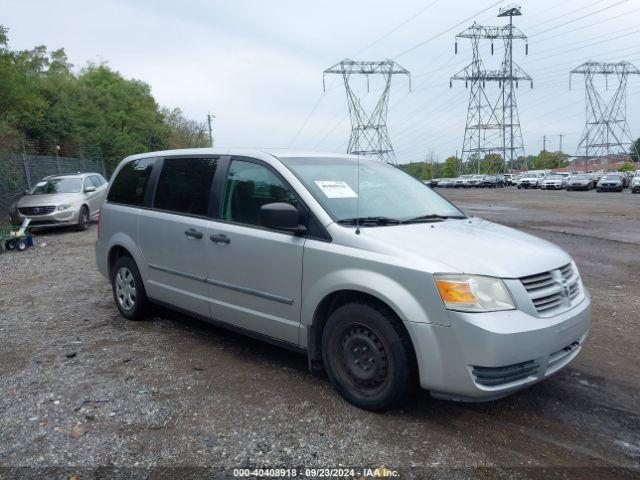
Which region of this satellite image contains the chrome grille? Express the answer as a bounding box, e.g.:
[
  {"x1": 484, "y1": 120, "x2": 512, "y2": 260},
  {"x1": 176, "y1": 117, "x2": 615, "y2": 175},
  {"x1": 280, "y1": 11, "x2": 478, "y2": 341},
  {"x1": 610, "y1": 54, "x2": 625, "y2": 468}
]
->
[
  {"x1": 18, "y1": 206, "x2": 56, "y2": 216},
  {"x1": 520, "y1": 263, "x2": 581, "y2": 316}
]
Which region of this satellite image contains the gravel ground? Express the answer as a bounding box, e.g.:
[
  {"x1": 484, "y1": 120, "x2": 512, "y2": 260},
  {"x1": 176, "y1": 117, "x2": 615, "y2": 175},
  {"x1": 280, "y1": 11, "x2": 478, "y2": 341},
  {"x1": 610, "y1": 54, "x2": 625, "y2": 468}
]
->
[{"x1": 0, "y1": 188, "x2": 639, "y2": 479}]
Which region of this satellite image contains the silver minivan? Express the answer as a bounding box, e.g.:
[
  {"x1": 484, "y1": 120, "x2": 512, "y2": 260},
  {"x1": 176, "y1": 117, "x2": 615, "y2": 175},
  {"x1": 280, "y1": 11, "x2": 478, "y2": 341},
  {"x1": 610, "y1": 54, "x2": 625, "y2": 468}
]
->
[{"x1": 95, "y1": 149, "x2": 591, "y2": 410}]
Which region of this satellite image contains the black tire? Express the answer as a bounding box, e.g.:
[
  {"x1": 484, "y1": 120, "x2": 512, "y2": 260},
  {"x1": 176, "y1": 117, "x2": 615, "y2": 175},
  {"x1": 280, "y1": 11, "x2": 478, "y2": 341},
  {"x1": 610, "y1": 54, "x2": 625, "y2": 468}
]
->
[
  {"x1": 111, "y1": 255, "x2": 149, "y2": 320},
  {"x1": 76, "y1": 206, "x2": 89, "y2": 231},
  {"x1": 5, "y1": 239, "x2": 16, "y2": 250},
  {"x1": 321, "y1": 301, "x2": 415, "y2": 411},
  {"x1": 16, "y1": 240, "x2": 27, "y2": 251}
]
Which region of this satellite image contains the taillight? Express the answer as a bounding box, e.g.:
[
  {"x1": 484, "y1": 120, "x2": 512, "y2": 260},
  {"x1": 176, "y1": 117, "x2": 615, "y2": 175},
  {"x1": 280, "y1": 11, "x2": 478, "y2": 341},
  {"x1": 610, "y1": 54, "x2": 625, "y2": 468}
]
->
[{"x1": 97, "y1": 208, "x2": 101, "y2": 238}]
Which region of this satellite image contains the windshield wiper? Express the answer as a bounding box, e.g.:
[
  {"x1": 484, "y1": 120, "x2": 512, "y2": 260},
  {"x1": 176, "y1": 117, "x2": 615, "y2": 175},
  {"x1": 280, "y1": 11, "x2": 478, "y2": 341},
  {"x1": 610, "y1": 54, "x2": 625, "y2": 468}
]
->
[
  {"x1": 337, "y1": 216, "x2": 402, "y2": 226},
  {"x1": 400, "y1": 214, "x2": 465, "y2": 224}
]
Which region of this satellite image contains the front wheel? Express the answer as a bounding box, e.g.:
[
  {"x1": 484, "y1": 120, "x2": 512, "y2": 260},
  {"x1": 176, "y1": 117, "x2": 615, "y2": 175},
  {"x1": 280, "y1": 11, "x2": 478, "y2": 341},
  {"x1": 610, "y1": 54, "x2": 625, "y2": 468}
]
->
[
  {"x1": 321, "y1": 302, "x2": 414, "y2": 411},
  {"x1": 76, "y1": 206, "x2": 89, "y2": 231},
  {"x1": 111, "y1": 256, "x2": 149, "y2": 320}
]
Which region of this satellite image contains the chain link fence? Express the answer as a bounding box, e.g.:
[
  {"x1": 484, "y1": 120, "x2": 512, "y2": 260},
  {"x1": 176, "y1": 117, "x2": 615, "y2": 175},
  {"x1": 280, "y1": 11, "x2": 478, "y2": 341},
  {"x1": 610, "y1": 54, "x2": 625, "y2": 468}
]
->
[{"x1": 0, "y1": 154, "x2": 108, "y2": 224}]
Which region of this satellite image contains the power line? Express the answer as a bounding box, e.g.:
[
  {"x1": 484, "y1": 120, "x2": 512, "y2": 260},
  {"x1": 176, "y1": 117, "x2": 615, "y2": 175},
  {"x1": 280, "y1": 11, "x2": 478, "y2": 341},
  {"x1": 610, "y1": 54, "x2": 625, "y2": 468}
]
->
[
  {"x1": 392, "y1": 0, "x2": 507, "y2": 59},
  {"x1": 529, "y1": 0, "x2": 630, "y2": 37}
]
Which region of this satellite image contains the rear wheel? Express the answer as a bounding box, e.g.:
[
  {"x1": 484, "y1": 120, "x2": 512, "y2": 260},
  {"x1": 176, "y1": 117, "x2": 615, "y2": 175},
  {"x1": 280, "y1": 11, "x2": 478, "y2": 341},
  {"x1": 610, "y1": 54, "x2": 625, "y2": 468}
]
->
[
  {"x1": 16, "y1": 240, "x2": 27, "y2": 251},
  {"x1": 321, "y1": 301, "x2": 414, "y2": 411},
  {"x1": 5, "y1": 239, "x2": 16, "y2": 250},
  {"x1": 76, "y1": 206, "x2": 89, "y2": 231},
  {"x1": 111, "y1": 255, "x2": 149, "y2": 320}
]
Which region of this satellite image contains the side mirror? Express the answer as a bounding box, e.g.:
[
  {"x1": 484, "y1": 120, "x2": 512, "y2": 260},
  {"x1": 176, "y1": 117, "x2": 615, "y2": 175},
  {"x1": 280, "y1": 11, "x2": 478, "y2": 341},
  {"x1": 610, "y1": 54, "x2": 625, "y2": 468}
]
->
[
  {"x1": 260, "y1": 203, "x2": 306, "y2": 234},
  {"x1": 85, "y1": 186, "x2": 97, "y2": 193}
]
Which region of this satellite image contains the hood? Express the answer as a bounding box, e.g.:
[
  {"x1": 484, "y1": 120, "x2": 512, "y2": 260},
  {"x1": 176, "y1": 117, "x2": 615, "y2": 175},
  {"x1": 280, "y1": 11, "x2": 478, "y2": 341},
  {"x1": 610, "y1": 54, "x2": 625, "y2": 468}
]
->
[
  {"x1": 17, "y1": 193, "x2": 82, "y2": 207},
  {"x1": 570, "y1": 179, "x2": 589, "y2": 184},
  {"x1": 343, "y1": 218, "x2": 571, "y2": 279}
]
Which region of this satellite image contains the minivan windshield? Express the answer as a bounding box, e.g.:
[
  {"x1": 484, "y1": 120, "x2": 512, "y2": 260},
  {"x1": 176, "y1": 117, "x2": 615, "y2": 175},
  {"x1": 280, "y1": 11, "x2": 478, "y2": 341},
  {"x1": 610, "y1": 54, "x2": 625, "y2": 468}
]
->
[
  {"x1": 29, "y1": 178, "x2": 82, "y2": 195},
  {"x1": 279, "y1": 157, "x2": 465, "y2": 225}
]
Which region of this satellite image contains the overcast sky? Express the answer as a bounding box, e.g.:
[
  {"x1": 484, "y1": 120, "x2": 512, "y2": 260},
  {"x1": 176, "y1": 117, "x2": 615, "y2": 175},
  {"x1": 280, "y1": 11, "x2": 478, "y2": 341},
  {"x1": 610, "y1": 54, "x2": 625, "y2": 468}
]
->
[{"x1": 2, "y1": 0, "x2": 639, "y2": 163}]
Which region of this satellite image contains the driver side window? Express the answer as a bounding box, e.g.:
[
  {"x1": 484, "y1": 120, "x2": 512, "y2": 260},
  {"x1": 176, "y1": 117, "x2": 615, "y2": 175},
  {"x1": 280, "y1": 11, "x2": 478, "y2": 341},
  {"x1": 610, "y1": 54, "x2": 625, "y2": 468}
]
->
[{"x1": 222, "y1": 159, "x2": 299, "y2": 227}]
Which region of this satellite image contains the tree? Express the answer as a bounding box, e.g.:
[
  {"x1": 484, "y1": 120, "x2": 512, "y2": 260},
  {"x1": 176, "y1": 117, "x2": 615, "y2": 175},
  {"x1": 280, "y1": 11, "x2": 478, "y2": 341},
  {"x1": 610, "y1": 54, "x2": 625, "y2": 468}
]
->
[
  {"x1": 0, "y1": 25, "x2": 207, "y2": 171},
  {"x1": 162, "y1": 107, "x2": 210, "y2": 149},
  {"x1": 531, "y1": 150, "x2": 569, "y2": 170},
  {"x1": 441, "y1": 156, "x2": 459, "y2": 178},
  {"x1": 619, "y1": 161, "x2": 636, "y2": 172},
  {"x1": 630, "y1": 138, "x2": 640, "y2": 162}
]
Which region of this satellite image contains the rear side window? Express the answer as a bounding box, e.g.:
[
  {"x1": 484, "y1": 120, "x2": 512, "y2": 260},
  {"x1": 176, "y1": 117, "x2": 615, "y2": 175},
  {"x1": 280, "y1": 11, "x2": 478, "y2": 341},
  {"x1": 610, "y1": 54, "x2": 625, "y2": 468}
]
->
[
  {"x1": 153, "y1": 157, "x2": 217, "y2": 216},
  {"x1": 88, "y1": 176, "x2": 102, "y2": 188},
  {"x1": 107, "y1": 158, "x2": 155, "y2": 206}
]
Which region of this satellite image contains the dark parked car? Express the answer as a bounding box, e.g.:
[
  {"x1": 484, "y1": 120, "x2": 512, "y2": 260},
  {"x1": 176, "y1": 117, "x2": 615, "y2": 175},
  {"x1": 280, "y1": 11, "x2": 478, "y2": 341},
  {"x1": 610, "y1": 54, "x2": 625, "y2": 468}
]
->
[
  {"x1": 479, "y1": 175, "x2": 505, "y2": 188},
  {"x1": 423, "y1": 178, "x2": 440, "y2": 188},
  {"x1": 566, "y1": 174, "x2": 596, "y2": 191},
  {"x1": 632, "y1": 174, "x2": 640, "y2": 194},
  {"x1": 596, "y1": 174, "x2": 625, "y2": 192}
]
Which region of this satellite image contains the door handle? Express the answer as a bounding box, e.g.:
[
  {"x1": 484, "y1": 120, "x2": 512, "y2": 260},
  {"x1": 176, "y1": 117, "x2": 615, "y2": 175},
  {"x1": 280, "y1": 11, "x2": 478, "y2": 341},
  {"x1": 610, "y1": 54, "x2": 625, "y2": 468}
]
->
[
  {"x1": 184, "y1": 228, "x2": 203, "y2": 239},
  {"x1": 209, "y1": 233, "x2": 231, "y2": 244}
]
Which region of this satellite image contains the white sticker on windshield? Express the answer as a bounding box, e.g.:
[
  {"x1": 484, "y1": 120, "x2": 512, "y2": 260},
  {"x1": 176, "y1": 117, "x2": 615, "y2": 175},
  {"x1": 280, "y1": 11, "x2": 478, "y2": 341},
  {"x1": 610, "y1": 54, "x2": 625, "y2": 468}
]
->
[{"x1": 314, "y1": 180, "x2": 358, "y2": 198}]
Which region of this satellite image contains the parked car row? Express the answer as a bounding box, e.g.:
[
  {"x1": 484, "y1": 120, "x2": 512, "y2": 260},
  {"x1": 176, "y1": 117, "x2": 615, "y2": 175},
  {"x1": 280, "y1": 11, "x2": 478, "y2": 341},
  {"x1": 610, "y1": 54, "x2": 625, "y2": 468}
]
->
[
  {"x1": 427, "y1": 170, "x2": 640, "y2": 194},
  {"x1": 426, "y1": 174, "x2": 506, "y2": 189}
]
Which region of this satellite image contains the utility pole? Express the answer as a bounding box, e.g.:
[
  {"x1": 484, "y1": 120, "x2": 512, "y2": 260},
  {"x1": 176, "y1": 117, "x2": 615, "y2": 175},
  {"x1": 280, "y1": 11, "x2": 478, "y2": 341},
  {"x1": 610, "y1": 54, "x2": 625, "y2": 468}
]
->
[
  {"x1": 451, "y1": 5, "x2": 531, "y2": 173},
  {"x1": 207, "y1": 112, "x2": 215, "y2": 147},
  {"x1": 324, "y1": 59, "x2": 410, "y2": 163},
  {"x1": 542, "y1": 134, "x2": 564, "y2": 152},
  {"x1": 55, "y1": 144, "x2": 62, "y2": 174}
]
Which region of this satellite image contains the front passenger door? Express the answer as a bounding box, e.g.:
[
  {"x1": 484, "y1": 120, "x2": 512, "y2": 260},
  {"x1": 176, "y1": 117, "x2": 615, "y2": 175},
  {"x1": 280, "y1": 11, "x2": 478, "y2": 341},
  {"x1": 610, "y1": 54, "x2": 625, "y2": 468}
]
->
[{"x1": 206, "y1": 158, "x2": 305, "y2": 345}]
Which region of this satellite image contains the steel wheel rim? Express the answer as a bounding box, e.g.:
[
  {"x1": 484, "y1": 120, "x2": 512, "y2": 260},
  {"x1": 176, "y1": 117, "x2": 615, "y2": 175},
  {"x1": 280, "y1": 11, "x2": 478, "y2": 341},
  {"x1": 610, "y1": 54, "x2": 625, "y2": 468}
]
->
[
  {"x1": 115, "y1": 267, "x2": 136, "y2": 311},
  {"x1": 332, "y1": 322, "x2": 390, "y2": 397}
]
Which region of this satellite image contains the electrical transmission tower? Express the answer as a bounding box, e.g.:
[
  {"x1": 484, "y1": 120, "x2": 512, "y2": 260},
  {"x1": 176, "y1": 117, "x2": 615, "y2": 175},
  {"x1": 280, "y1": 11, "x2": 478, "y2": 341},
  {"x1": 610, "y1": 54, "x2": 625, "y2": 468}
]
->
[
  {"x1": 570, "y1": 61, "x2": 640, "y2": 160},
  {"x1": 324, "y1": 59, "x2": 410, "y2": 163},
  {"x1": 450, "y1": 5, "x2": 532, "y2": 173}
]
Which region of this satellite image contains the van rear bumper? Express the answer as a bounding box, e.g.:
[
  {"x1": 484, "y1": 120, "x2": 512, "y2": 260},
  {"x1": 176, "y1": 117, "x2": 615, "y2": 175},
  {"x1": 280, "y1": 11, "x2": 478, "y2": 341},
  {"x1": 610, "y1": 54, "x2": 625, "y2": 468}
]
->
[
  {"x1": 95, "y1": 240, "x2": 108, "y2": 279},
  {"x1": 406, "y1": 294, "x2": 591, "y2": 401}
]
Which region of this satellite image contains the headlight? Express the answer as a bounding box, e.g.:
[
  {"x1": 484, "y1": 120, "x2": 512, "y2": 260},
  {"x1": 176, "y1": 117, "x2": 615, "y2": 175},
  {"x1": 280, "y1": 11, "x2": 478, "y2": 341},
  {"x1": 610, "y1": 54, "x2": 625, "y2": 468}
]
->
[
  {"x1": 57, "y1": 203, "x2": 72, "y2": 211},
  {"x1": 434, "y1": 274, "x2": 515, "y2": 313}
]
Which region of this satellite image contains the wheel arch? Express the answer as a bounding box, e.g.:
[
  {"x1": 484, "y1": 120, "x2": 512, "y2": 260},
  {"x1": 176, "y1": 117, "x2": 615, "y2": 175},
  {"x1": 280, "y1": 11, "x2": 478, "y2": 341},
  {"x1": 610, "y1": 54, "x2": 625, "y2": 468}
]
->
[
  {"x1": 107, "y1": 244, "x2": 133, "y2": 279},
  {"x1": 306, "y1": 289, "x2": 418, "y2": 377}
]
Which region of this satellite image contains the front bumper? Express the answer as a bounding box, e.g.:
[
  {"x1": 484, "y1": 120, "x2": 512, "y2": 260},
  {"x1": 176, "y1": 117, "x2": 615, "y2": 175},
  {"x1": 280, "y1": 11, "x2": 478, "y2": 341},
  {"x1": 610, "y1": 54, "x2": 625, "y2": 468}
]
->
[
  {"x1": 10, "y1": 208, "x2": 80, "y2": 228},
  {"x1": 407, "y1": 291, "x2": 591, "y2": 401},
  {"x1": 598, "y1": 184, "x2": 622, "y2": 191},
  {"x1": 542, "y1": 183, "x2": 563, "y2": 189}
]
